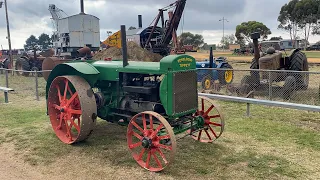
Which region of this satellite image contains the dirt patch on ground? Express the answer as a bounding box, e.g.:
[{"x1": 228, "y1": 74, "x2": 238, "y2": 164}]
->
[
  {"x1": 93, "y1": 41, "x2": 163, "y2": 62},
  {"x1": 0, "y1": 144, "x2": 47, "y2": 180},
  {"x1": 0, "y1": 142, "x2": 175, "y2": 180}
]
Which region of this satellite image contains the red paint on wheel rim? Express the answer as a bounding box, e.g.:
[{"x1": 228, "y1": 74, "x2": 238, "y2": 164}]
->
[
  {"x1": 127, "y1": 111, "x2": 176, "y2": 172},
  {"x1": 188, "y1": 96, "x2": 225, "y2": 143},
  {"x1": 48, "y1": 77, "x2": 82, "y2": 144}
]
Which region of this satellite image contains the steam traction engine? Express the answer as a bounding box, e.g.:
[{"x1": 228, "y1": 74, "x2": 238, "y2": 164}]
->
[{"x1": 45, "y1": 25, "x2": 225, "y2": 172}]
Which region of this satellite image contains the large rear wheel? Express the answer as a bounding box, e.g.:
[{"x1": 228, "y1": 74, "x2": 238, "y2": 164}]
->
[
  {"x1": 15, "y1": 57, "x2": 30, "y2": 76},
  {"x1": 48, "y1": 75, "x2": 97, "y2": 144},
  {"x1": 218, "y1": 63, "x2": 233, "y2": 85},
  {"x1": 289, "y1": 50, "x2": 309, "y2": 90}
]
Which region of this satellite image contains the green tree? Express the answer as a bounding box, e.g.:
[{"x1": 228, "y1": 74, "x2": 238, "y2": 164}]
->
[
  {"x1": 235, "y1": 39, "x2": 245, "y2": 48},
  {"x1": 235, "y1": 21, "x2": 271, "y2": 43},
  {"x1": 201, "y1": 43, "x2": 216, "y2": 50},
  {"x1": 270, "y1": 36, "x2": 283, "y2": 40},
  {"x1": 24, "y1": 35, "x2": 39, "y2": 50},
  {"x1": 278, "y1": 0, "x2": 300, "y2": 47},
  {"x1": 295, "y1": 0, "x2": 319, "y2": 49},
  {"x1": 179, "y1": 32, "x2": 204, "y2": 48},
  {"x1": 312, "y1": 0, "x2": 320, "y2": 35},
  {"x1": 38, "y1": 33, "x2": 52, "y2": 50},
  {"x1": 220, "y1": 34, "x2": 235, "y2": 49}
]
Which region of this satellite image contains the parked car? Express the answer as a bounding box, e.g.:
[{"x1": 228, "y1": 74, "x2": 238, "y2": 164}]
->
[{"x1": 306, "y1": 45, "x2": 320, "y2": 51}]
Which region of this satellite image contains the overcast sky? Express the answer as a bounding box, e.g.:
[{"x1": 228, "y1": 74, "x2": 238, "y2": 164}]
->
[{"x1": 0, "y1": 0, "x2": 319, "y2": 49}]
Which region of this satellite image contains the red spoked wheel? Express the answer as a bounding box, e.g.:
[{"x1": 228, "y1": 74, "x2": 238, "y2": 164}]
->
[
  {"x1": 48, "y1": 76, "x2": 97, "y2": 144},
  {"x1": 127, "y1": 111, "x2": 176, "y2": 172},
  {"x1": 188, "y1": 96, "x2": 225, "y2": 143}
]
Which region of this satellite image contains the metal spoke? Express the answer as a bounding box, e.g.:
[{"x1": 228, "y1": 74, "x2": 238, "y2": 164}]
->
[
  {"x1": 157, "y1": 149, "x2": 168, "y2": 164},
  {"x1": 209, "y1": 115, "x2": 220, "y2": 119},
  {"x1": 152, "y1": 152, "x2": 163, "y2": 169},
  {"x1": 204, "y1": 130, "x2": 212, "y2": 140},
  {"x1": 201, "y1": 99, "x2": 204, "y2": 111},
  {"x1": 209, "y1": 126, "x2": 217, "y2": 138},
  {"x1": 158, "y1": 134, "x2": 170, "y2": 140},
  {"x1": 157, "y1": 144, "x2": 172, "y2": 151},
  {"x1": 69, "y1": 109, "x2": 81, "y2": 115},
  {"x1": 129, "y1": 142, "x2": 142, "y2": 149},
  {"x1": 197, "y1": 130, "x2": 202, "y2": 141},
  {"x1": 69, "y1": 119, "x2": 80, "y2": 132},
  {"x1": 64, "y1": 79, "x2": 68, "y2": 101},
  {"x1": 138, "y1": 148, "x2": 145, "y2": 160},
  {"x1": 209, "y1": 122, "x2": 222, "y2": 126},
  {"x1": 56, "y1": 85, "x2": 62, "y2": 103},
  {"x1": 132, "y1": 131, "x2": 143, "y2": 140},
  {"x1": 146, "y1": 151, "x2": 151, "y2": 169},
  {"x1": 131, "y1": 121, "x2": 144, "y2": 133},
  {"x1": 149, "y1": 114, "x2": 153, "y2": 130},
  {"x1": 142, "y1": 114, "x2": 147, "y2": 130},
  {"x1": 204, "y1": 105, "x2": 214, "y2": 115},
  {"x1": 66, "y1": 92, "x2": 78, "y2": 107}
]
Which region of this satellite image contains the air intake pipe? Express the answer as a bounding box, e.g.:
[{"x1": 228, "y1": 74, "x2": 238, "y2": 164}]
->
[
  {"x1": 121, "y1": 25, "x2": 128, "y2": 67},
  {"x1": 80, "y1": 0, "x2": 84, "y2": 14},
  {"x1": 138, "y1": 15, "x2": 142, "y2": 28}
]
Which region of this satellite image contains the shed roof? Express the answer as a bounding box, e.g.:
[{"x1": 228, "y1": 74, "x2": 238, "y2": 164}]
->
[{"x1": 60, "y1": 13, "x2": 100, "y2": 20}]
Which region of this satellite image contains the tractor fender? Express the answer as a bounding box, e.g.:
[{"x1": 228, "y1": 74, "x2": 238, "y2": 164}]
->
[
  {"x1": 20, "y1": 56, "x2": 30, "y2": 61},
  {"x1": 216, "y1": 62, "x2": 229, "y2": 69},
  {"x1": 45, "y1": 62, "x2": 100, "y2": 99}
]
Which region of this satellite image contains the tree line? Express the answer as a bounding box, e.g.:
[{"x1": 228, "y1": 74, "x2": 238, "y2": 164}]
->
[
  {"x1": 179, "y1": 0, "x2": 320, "y2": 50},
  {"x1": 24, "y1": 33, "x2": 52, "y2": 51}
]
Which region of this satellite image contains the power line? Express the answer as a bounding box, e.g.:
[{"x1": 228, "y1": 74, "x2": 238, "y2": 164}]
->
[{"x1": 219, "y1": 17, "x2": 229, "y2": 51}]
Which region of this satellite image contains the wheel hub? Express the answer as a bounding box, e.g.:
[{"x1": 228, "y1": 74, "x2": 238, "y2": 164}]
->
[{"x1": 141, "y1": 137, "x2": 152, "y2": 148}]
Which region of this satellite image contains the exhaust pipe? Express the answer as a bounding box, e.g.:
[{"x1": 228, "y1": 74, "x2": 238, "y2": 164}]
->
[
  {"x1": 121, "y1": 25, "x2": 128, "y2": 67},
  {"x1": 138, "y1": 15, "x2": 142, "y2": 28},
  {"x1": 251, "y1": 32, "x2": 261, "y2": 61},
  {"x1": 209, "y1": 47, "x2": 214, "y2": 68},
  {"x1": 80, "y1": 0, "x2": 84, "y2": 14}
]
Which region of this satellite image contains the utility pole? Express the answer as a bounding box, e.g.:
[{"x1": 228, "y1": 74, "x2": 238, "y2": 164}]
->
[
  {"x1": 1, "y1": 0, "x2": 13, "y2": 75},
  {"x1": 219, "y1": 17, "x2": 229, "y2": 51}
]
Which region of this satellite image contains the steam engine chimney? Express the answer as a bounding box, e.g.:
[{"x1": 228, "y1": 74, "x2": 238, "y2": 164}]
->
[
  {"x1": 138, "y1": 15, "x2": 142, "y2": 28},
  {"x1": 80, "y1": 0, "x2": 84, "y2": 14}
]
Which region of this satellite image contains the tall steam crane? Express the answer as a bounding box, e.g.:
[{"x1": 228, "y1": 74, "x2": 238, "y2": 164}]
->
[
  {"x1": 48, "y1": 4, "x2": 67, "y2": 32},
  {"x1": 144, "y1": 0, "x2": 187, "y2": 56}
]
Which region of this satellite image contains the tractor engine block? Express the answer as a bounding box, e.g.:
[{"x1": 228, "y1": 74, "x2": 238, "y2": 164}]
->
[{"x1": 120, "y1": 73, "x2": 165, "y2": 114}]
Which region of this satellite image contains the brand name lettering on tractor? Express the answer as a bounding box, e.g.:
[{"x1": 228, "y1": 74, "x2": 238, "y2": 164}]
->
[
  {"x1": 177, "y1": 57, "x2": 193, "y2": 63},
  {"x1": 178, "y1": 57, "x2": 193, "y2": 68}
]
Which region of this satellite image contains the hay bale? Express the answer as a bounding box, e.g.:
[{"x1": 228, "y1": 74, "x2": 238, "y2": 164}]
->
[{"x1": 93, "y1": 41, "x2": 163, "y2": 62}]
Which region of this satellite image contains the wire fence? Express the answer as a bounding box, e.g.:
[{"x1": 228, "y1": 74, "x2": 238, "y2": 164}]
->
[
  {"x1": 1, "y1": 67, "x2": 320, "y2": 108},
  {"x1": 197, "y1": 68, "x2": 320, "y2": 106},
  {"x1": 0, "y1": 68, "x2": 49, "y2": 101}
]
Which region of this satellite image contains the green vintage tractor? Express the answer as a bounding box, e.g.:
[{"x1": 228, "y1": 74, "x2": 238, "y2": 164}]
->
[{"x1": 45, "y1": 25, "x2": 225, "y2": 172}]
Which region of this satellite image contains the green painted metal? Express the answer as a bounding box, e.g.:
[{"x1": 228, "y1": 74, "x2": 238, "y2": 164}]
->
[
  {"x1": 172, "y1": 116, "x2": 205, "y2": 135},
  {"x1": 45, "y1": 62, "x2": 100, "y2": 99},
  {"x1": 160, "y1": 54, "x2": 196, "y2": 72},
  {"x1": 46, "y1": 54, "x2": 198, "y2": 121}
]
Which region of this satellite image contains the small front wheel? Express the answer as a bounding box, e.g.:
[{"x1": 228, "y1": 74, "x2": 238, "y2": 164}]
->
[
  {"x1": 187, "y1": 96, "x2": 225, "y2": 143},
  {"x1": 127, "y1": 111, "x2": 176, "y2": 172}
]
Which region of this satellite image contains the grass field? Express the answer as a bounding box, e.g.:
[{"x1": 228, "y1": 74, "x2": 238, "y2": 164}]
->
[{"x1": 0, "y1": 74, "x2": 320, "y2": 179}]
